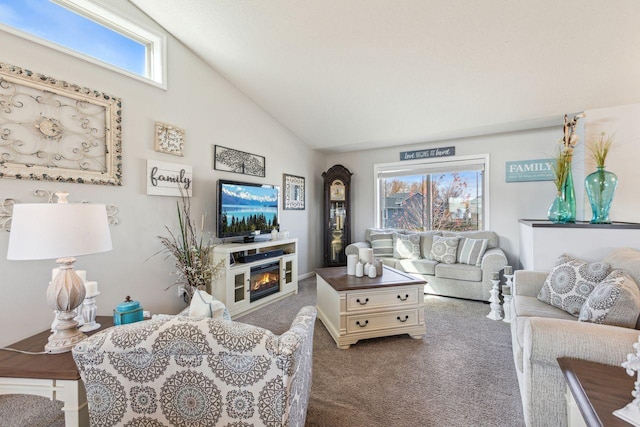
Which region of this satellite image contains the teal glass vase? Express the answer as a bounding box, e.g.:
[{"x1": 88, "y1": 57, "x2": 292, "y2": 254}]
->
[
  {"x1": 585, "y1": 167, "x2": 618, "y2": 224},
  {"x1": 548, "y1": 193, "x2": 571, "y2": 224},
  {"x1": 562, "y1": 166, "x2": 576, "y2": 223}
]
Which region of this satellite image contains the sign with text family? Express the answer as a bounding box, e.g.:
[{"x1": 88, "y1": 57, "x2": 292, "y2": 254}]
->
[
  {"x1": 146, "y1": 159, "x2": 193, "y2": 196},
  {"x1": 400, "y1": 146, "x2": 455, "y2": 161},
  {"x1": 505, "y1": 158, "x2": 554, "y2": 182}
]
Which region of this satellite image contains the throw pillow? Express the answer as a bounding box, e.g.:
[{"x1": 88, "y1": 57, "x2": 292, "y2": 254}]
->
[
  {"x1": 537, "y1": 254, "x2": 611, "y2": 316},
  {"x1": 393, "y1": 232, "x2": 421, "y2": 260},
  {"x1": 579, "y1": 270, "x2": 640, "y2": 328},
  {"x1": 370, "y1": 233, "x2": 394, "y2": 258},
  {"x1": 189, "y1": 290, "x2": 227, "y2": 319},
  {"x1": 456, "y1": 237, "x2": 489, "y2": 266},
  {"x1": 430, "y1": 235, "x2": 461, "y2": 264}
]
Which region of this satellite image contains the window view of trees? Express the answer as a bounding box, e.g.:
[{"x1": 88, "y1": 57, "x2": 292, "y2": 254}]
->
[{"x1": 380, "y1": 171, "x2": 482, "y2": 232}]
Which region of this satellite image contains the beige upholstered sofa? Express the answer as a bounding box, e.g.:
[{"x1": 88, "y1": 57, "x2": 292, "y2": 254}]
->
[
  {"x1": 510, "y1": 248, "x2": 640, "y2": 427},
  {"x1": 345, "y1": 228, "x2": 508, "y2": 301},
  {"x1": 73, "y1": 305, "x2": 317, "y2": 426}
]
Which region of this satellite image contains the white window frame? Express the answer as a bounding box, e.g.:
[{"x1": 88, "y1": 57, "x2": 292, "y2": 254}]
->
[
  {"x1": 373, "y1": 154, "x2": 491, "y2": 230},
  {"x1": 0, "y1": 0, "x2": 167, "y2": 89}
]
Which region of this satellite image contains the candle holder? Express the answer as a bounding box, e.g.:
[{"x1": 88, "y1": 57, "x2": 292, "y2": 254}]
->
[
  {"x1": 486, "y1": 277, "x2": 503, "y2": 320},
  {"x1": 80, "y1": 292, "x2": 101, "y2": 332}
]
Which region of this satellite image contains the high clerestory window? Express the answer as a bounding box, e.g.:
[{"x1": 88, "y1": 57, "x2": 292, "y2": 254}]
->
[
  {"x1": 375, "y1": 155, "x2": 489, "y2": 232},
  {"x1": 0, "y1": 0, "x2": 166, "y2": 88}
]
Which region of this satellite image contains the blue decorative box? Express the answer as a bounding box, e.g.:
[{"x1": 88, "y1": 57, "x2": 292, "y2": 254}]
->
[{"x1": 114, "y1": 296, "x2": 144, "y2": 325}]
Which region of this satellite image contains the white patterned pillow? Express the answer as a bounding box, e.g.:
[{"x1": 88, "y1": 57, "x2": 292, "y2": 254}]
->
[
  {"x1": 579, "y1": 270, "x2": 640, "y2": 328},
  {"x1": 393, "y1": 233, "x2": 421, "y2": 260},
  {"x1": 430, "y1": 236, "x2": 461, "y2": 264},
  {"x1": 189, "y1": 290, "x2": 227, "y2": 319},
  {"x1": 537, "y1": 254, "x2": 611, "y2": 316},
  {"x1": 456, "y1": 238, "x2": 489, "y2": 266},
  {"x1": 370, "y1": 233, "x2": 394, "y2": 258}
]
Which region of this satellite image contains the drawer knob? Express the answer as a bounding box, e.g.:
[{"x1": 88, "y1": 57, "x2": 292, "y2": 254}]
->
[
  {"x1": 356, "y1": 298, "x2": 369, "y2": 305},
  {"x1": 397, "y1": 315, "x2": 409, "y2": 323},
  {"x1": 397, "y1": 294, "x2": 409, "y2": 301},
  {"x1": 356, "y1": 320, "x2": 369, "y2": 328}
]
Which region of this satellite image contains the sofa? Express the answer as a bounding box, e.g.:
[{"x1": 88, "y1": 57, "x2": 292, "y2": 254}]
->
[
  {"x1": 345, "y1": 228, "x2": 508, "y2": 301},
  {"x1": 73, "y1": 305, "x2": 317, "y2": 427},
  {"x1": 510, "y1": 248, "x2": 640, "y2": 427}
]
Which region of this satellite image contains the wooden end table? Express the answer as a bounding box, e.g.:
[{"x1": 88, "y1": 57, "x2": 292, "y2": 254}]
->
[
  {"x1": 0, "y1": 316, "x2": 113, "y2": 427},
  {"x1": 558, "y1": 357, "x2": 636, "y2": 427},
  {"x1": 316, "y1": 265, "x2": 427, "y2": 349}
]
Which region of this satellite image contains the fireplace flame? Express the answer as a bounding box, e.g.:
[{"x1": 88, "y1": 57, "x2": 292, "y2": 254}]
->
[{"x1": 252, "y1": 272, "x2": 279, "y2": 291}]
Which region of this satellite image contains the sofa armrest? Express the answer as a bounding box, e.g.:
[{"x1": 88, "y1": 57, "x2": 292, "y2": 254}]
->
[
  {"x1": 345, "y1": 241, "x2": 371, "y2": 256},
  {"x1": 524, "y1": 317, "x2": 639, "y2": 367},
  {"x1": 480, "y1": 247, "x2": 508, "y2": 276},
  {"x1": 513, "y1": 270, "x2": 549, "y2": 297}
]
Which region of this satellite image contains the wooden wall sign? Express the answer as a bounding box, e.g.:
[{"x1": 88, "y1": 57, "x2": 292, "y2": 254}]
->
[{"x1": 146, "y1": 160, "x2": 192, "y2": 196}]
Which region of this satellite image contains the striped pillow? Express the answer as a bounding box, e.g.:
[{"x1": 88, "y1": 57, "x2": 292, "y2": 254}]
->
[
  {"x1": 370, "y1": 233, "x2": 394, "y2": 258},
  {"x1": 457, "y1": 238, "x2": 489, "y2": 266}
]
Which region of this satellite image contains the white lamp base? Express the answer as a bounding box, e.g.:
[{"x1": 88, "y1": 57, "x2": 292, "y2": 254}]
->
[{"x1": 45, "y1": 258, "x2": 87, "y2": 353}]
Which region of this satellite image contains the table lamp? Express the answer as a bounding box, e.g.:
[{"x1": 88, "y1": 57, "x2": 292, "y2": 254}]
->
[{"x1": 7, "y1": 193, "x2": 112, "y2": 353}]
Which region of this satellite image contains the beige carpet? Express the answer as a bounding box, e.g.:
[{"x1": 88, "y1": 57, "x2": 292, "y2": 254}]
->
[
  {"x1": 239, "y1": 276, "x2": 525, "y2": 427},
  {"x1": 0, "y1": 276, "x2": 524, "y2": 426}
]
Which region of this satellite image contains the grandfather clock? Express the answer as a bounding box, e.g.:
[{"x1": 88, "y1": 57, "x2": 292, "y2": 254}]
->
[{"x1": 322, "y1": 165, "x2": 352, "y2": 267}]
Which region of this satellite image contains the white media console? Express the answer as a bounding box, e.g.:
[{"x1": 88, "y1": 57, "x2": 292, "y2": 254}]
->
[{"x1": 209, "y1": 238, "x2": 298, "y2": 318}]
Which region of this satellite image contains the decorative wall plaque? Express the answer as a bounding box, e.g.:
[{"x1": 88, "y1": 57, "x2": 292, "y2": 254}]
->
[
  {"x1": 213, "y1": 145, "x2": 265, "y2": 177},
  {"x1": 154, "y1": 121, "x2": 185, "y2": 156},
  {"x1": 283, "y1": 173, "x2": 305, "y2": 210},
  {"x1": 0, "y1": 62, "x2": 122, "y2": 185},
  {"x1": 146, "y1": 159, "x2": 193, "y2": 197}
]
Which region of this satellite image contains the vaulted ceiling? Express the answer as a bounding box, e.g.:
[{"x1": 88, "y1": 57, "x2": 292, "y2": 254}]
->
[{"x1": 130, "y1": 0, "x2": 640, "y2": 153}]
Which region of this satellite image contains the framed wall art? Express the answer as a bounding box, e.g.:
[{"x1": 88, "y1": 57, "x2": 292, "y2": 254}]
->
[
  {"x1": 154, "y1": 121, "x2": 185, "y2": 156},
  {"x1": 0, "y1": 62, "x2": 122, "y2": 185},
  {"x1": 213, "y1": 145, "x2": 265, "y2": 177},
  {"x1": 283, "y1": 173, "x2": 305, "y2": 210}
]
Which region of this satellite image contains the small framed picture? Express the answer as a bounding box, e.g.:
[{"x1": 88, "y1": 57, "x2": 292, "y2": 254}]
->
[
  {"x1": 154, "y1": 122, "x2": 185, "y2": 156},
  {"x1": 283, "y1": 174, "x2": 305, "y2": 210}
]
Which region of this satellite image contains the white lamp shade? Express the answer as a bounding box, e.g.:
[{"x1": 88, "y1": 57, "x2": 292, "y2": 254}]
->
[{"x1": 7, "y1": 203, "x2": 112, "y2": 260}]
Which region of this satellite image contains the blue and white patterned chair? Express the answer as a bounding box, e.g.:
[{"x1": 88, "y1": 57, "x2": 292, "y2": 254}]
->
[{"x1": 72, "y1": 306, "x2": 316, "y2": 426}]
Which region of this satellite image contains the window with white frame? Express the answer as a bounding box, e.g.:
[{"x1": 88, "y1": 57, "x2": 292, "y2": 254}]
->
[
  {"x1": 375, "y1": 156, "x2": 488, "y2": 232},
  {"x1": 0, "y1": 0, "x2": 166, "y2": 88}
]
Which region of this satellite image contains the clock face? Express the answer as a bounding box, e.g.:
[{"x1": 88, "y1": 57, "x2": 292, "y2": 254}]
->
[{"x1": 330, "y1": 180, "x2": 346, "y2": 201}]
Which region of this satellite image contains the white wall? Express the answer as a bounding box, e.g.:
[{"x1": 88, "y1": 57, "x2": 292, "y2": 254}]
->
[
  {"x1": 325, "y1": 118, "x2": 640, "y2": 268},
  {"x1": 0, "y1": 1, "x2": 324, "y2": 347}
]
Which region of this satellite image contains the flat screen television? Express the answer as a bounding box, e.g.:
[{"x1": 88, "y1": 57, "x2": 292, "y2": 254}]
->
[{"x1": 217, "y1": 179, "x2": 279, "y2": 241}]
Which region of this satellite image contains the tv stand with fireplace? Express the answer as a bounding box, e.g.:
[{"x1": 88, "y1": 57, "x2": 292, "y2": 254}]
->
[{"x1": 209, "y1": 238, "x2": 298, "y2": 318}]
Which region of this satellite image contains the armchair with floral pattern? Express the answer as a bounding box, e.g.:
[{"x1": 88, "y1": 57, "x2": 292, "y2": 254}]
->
[{"x1": 72, "y1": 305, "x2": 317, "y2": 426}]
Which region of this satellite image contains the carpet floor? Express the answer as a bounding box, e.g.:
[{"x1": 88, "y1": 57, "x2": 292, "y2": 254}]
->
[{"x1": 0, "y1": 276, "x2": 525, "y2": 426}]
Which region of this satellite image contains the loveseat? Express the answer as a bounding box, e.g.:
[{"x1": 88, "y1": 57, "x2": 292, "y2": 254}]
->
[
  {"x1": 510, "y1": 248, "x2": 640, "y2": 427},
  {"x1": 73, "y1": 305, "x2": 317, "y2": 426},
  {"x1": 345, "y1": 228, "x2": 508, "y2": 301}
]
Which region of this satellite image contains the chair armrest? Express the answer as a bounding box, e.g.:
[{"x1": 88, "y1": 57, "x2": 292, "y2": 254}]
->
[
  {"x1": 345, "y1": 241, "x2": 371, "y2": 256},
  {"x1": 513, "y1": 270, "x2": 549, "y2": 297},
  {"x1": 524, "y1": 317, "x2": 639, "y2": 367}
]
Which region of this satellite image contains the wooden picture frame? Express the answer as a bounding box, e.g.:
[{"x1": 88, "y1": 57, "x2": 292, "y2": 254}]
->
[
  {"x1": 283, "y1": 173, "x2": 305, "y2": 210},
  {"x1": 0, "y1": 62, "x2": 122, "y2": 186},
  {"x1": 213, "y1": 145, "x2": 265, "y2": 177},
  {"x1": 154, "y1": 122, "x2": 185, "y2": 156}
]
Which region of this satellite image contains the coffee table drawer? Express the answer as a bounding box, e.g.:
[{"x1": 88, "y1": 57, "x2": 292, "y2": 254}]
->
[
  {"x1": 346, "y1": 288, "x2": 419, "y2": 312},
  {"x1": 346, "y1": 309, "x2": 418, "y2": 333}
]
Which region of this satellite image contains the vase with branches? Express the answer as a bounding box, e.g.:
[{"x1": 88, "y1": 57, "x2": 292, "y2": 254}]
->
[
  {"x1": 547, "y1": 148, "x2": 572, "y2": 224},
  {"x1": 585, "y1": 132, "x2": 618, "y2": 223},
  {"x1": 557, "y1": 113, "x2": 585, "y2": 222},
  {"x1": 156, "y1": 195, "x2": 225, "y2": 302}
]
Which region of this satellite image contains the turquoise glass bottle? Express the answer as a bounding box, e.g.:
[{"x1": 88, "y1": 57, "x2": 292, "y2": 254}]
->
[
  {"x1": 585, "y1": 167, "x2": 618, "y2": 224},
  {"x1": 562, "y1": 166, "x2": 576, "y2": 223}
]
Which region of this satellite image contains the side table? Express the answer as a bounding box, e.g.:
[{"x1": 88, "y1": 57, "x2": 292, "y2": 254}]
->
[
  {"x1": 0, "y1": 315, "x2": 113, "y2": 427},
  {"x1": 558, "y1": 357, "x2": 635, "y2": 427}
]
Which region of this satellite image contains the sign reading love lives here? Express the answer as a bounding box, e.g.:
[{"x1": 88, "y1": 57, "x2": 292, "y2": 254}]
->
[
  {"x1": 400, "y1": 146, "x2": 455, "y2": 161},
  {"x1": 147, "y1": 159, "x2": 193, "y2": 196},
  {"x1": 505, "y1": 158, "x2": 554, "y2": 182}
]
